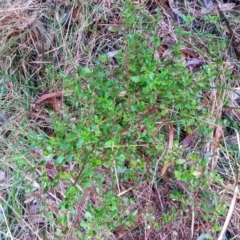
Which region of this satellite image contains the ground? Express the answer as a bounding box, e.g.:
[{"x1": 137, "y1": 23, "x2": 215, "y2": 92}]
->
[{"x1": 0, "y1": 0, "x2": 240, "y2": 239}]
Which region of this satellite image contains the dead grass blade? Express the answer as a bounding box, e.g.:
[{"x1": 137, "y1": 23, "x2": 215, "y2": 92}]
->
[
  {"x1": 187, "y1": 3, "x2": 235, "y2": 17},
  {"x1": 168, "y1": 0, "x2": 182, "y2": 18},
  {"x1": 217, "y1": 185, "x2": 238, "y2": 240}
]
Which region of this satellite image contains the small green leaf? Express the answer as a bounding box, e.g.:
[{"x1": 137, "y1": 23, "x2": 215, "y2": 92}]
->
[
  {"x1": 132, "y1": 209, "x2": 138, "y2": 217},
  {"x1": 66, "y1": 133, "x2": 77, "y2": 142},
  {"x1": 130, "y1": 76, "x2": 140, "y2": 82},
  {"x1": 93, "y1": 158, "x2": 102, "y2": 165},
  {"x1": 59, "y1": 172, "x2": 70, "y2": 179},
  {"x1": 117, "y1": 166, "x2": 127, "y2": 173},
  {"x1": 104, "y1": 140, "x2": 115, "y2": 148},
  {"x1": 56, "y1": 155, "x2": 64, "y2": 165},
  {"x1": 84, "y1": 211, "x2": 92, "y2": 219},
  {"x1": 80, "y1": 221, "x2": 88, "y2": 229},
  {"x1": 81, "y1": 67, "x2": 91, "y2": 75},
  {"x1": 76, "y1": 139, "x2": 84, "y2": 148},
  {"x1": 176, "y1": 159, "x2": 186, "y2": 165},
  {"x1": 116, "y1": 154, "x2": 126, "y2": 162}
]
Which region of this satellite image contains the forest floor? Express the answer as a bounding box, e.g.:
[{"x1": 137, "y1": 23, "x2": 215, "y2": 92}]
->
[{"x1": 0, "y1": 0, "x2": 240, "y2": 239}]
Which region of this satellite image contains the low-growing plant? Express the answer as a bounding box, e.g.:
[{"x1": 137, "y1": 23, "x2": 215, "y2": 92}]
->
[
  {"x1": 25, "y1": 5, "x2": 231, "y2": 239},
  {"x1": 1, "y1": 2, "x2": 235, "y2": 239}
]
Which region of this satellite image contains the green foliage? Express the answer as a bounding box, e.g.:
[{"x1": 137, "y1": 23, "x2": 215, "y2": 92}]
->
[
  {"x1": 25, "y1": 3, "x2": 228, "y2": 238},
  {"x1": 1, "y1": 0, "x2": 238, "y2": 238}
]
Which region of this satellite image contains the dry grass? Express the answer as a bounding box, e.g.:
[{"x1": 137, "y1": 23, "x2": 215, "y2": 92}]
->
[
  {"x1": 0, "y1": 1, "x2": 127, "y2": 239},
  {"x1": 1, "y1": 0, "x2": 240, "y2": 239}
]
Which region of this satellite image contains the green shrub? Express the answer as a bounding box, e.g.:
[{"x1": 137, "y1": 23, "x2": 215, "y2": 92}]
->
[{"x1": 26, "y1": 3, "x2": 228, "y2": 238}]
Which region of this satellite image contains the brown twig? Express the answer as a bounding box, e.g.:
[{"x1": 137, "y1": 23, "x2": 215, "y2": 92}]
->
[
  {"x1": 211, "y1": 125, "x2": 223, "y2": 170},
  {"x1": 213, "y1": 0, "x2": 240, "y2": 60},
  {"x1": 112, "y1": 105, "x2": 161, "y2": 137},
  {"x1": 66, "y1": 187, "x2": 95, "y2": 240}
]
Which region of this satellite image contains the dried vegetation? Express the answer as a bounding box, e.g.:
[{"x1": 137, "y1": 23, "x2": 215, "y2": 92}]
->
[{"x1": 1, "y1": 0, "x2": 240, "y2": 239}]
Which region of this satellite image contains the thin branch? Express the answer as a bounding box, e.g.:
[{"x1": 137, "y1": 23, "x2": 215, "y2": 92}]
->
[{"x1": 213, "y1": 0, "x2": 240, "y2": 60}]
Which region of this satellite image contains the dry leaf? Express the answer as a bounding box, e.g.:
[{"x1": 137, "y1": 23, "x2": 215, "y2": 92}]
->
[
  {"x1": 163, "y1": 37, "x2": 176, "y2": 46},
  {"x1": 32, "y1": 90, "x2": 72, "y2": 114},
  {"x1": 45, "y1": 163, "x2": 58, "y2": 180},
  {"x1": 181, "y1": 48, "x2": 197, "y2": 59},
  {"x1": 194, "y1": 222, "x2": 211, "y2": 230},
  {"x1": 33, "y1": 90, "x2": 68, "y2": 106},
  {"x1": 211, "y1": 125, "x2": 223, "y2": 170},
  {"x1": 48, "y1": 98, "x2": 64, "y2": 115},
  {"x1": 181, "y1": 133, "x2": 195, "y2": 148},
  {"x1": 213, "y1": 126, "x2": 223, "y2": 148},
  {"x1": 185, "y1": 59, "x2": 205, "y2": 68}
]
